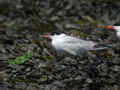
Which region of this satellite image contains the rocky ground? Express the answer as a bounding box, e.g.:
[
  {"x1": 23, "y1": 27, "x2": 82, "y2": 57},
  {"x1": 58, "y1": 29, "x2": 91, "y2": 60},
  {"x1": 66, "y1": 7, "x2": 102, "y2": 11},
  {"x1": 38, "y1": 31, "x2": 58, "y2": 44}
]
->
[{"x1": 0, "y1": 0, "x2": 120, "y2": 90}]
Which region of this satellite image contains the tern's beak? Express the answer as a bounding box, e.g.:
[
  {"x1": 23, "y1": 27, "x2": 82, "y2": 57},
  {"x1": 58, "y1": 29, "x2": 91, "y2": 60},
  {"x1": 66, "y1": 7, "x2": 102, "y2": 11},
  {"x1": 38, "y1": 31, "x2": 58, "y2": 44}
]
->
[{"x1": 105, "y1": 25, "x2": 114, "y2": 30}]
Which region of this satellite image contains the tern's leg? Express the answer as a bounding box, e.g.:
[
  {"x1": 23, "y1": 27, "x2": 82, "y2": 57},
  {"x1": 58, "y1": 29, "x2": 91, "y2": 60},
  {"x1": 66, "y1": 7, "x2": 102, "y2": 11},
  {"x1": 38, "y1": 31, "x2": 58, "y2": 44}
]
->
[{"x1": 52, "y1": 50, "x2": 65, "y2": 62}]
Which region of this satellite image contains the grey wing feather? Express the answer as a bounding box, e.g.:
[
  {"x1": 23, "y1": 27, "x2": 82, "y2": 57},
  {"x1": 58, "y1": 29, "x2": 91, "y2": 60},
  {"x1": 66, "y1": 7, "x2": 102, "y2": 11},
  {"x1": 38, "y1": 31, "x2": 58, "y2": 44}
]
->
[
  {"x1": 62, "y1": 43, "x2": 88, "y2": 56},
  {"x1": 61, "y1": 35, "x2": 108, "y2": 54},
  {"x1": 62, "y1": 47, "x2": 78, "y2": 56},
  {"x1": 63, "y1": 36, "x2": 97, "y2": 50}
]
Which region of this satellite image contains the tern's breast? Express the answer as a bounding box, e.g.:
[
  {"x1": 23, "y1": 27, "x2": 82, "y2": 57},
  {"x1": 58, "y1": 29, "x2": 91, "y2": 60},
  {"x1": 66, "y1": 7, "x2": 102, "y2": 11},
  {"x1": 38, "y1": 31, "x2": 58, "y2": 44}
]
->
[
  {"x1": 51, "y1": 38, "x2": 65, "y2": 50},
  {"x1": 116, "y1": 32, "x2": 120, "y2": 39}
]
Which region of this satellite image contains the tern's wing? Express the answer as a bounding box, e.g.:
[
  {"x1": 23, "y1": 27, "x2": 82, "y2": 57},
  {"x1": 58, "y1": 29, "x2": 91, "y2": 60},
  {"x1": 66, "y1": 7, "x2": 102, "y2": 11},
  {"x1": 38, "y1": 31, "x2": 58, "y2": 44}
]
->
[
  {"x1": 61, "y1": 41, "x2": 89, "y2": 56},
  {"x1": 61, "y1": 35, "x2": 109, "y2": 52},
  {"x1": 62, "y1": 44, "x2": 89, "y2": 56},
  {"x1": 62, "y1": 47, "x2": 78, "y2": 56},
  {"x1": 63, "y1": 35, "x2": 97, "y2": 50}
]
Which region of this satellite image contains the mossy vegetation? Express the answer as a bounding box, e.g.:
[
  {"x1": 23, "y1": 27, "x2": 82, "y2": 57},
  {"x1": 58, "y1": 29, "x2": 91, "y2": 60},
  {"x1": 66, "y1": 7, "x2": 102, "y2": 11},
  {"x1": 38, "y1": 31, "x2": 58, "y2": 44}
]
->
[{"x1": 9, "y1": 50, "x2": 33, "y2": 65}]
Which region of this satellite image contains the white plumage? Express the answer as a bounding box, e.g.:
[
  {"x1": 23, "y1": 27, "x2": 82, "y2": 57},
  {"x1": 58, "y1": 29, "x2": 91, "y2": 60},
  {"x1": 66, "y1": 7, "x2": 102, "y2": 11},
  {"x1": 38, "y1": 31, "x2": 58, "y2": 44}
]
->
[{"x1": 45, "y1": 33, "x2": 109, "y2": 56}]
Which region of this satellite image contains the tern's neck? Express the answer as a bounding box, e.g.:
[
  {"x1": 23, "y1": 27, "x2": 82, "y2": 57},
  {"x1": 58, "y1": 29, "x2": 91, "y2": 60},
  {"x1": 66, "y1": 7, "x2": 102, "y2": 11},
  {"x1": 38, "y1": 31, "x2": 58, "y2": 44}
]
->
[{"x1": 114, "y1": 26, "x2": 120, "y2": 32}]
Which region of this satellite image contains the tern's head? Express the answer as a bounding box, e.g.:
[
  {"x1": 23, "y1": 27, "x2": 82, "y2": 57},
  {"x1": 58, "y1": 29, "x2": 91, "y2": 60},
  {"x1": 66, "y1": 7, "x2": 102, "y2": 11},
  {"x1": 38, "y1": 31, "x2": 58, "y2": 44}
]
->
[
  {"x1": 44, "y1": 32, "x2": 65, "y2": 40},
  {"x1": 105, "y1": 25, "x2": 120, "y2": 32}
]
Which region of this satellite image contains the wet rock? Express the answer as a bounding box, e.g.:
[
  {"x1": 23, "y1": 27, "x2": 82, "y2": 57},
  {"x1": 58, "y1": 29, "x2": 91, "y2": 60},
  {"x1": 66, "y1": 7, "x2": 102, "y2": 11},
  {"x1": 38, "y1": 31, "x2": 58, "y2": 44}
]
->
[{"x1": 0, "y1": 0, "x2": 120, "y2": 90}]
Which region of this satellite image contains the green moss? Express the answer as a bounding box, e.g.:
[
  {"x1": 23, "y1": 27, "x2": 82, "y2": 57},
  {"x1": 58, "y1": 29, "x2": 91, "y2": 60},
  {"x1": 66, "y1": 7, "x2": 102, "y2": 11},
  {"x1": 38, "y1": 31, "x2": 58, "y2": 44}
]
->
[{"x1": 9, "y1": 50, "x2": 33, "y2": 65}]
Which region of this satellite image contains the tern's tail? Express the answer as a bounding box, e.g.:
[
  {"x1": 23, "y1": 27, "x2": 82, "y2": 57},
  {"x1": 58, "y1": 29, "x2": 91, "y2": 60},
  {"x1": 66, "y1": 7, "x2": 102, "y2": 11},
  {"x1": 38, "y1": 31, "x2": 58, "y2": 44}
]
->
[{"x1": 92, "y1": 44, "x2": 113, "y2": 50}]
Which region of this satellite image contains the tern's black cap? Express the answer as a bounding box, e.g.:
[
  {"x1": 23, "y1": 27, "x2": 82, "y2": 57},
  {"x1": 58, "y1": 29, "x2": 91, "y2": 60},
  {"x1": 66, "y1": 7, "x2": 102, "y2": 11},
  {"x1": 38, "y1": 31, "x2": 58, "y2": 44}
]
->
[{"x1": 50, "y1": 31, "x2": 65, "y2": 35}]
